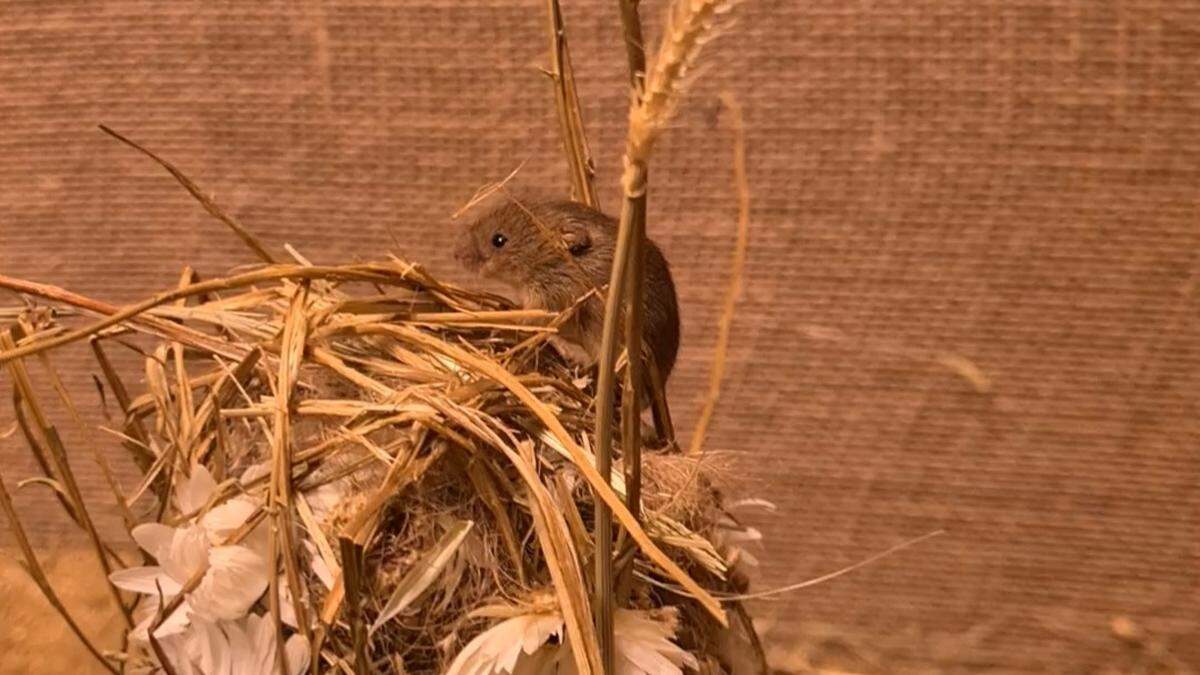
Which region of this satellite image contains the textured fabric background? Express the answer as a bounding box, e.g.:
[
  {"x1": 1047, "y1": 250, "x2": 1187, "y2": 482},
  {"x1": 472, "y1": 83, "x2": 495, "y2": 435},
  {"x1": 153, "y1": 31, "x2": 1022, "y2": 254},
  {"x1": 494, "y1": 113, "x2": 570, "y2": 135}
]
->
[{"x1": 1, "y1": 1, "x2": 1198, "y2": 672}]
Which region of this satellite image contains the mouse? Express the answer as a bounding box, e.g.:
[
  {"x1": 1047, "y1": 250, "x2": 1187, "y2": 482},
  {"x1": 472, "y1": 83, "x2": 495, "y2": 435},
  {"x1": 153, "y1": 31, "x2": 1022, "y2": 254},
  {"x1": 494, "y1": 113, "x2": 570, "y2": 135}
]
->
[{"x1": 454, "y1": 197, "x2": 681, "y2": 386}]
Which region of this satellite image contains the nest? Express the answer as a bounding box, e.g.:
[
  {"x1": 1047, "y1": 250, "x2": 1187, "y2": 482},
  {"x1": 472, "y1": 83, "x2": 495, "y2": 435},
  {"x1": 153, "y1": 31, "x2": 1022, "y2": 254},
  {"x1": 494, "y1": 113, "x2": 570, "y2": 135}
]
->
[{"x1": 0, "y1": 260, "x2": 765, "y2": 675}]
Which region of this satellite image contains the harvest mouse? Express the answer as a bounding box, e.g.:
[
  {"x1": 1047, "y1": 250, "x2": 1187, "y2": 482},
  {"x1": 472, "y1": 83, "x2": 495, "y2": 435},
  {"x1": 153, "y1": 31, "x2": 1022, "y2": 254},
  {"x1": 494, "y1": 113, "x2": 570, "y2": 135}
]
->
[{"x1": 454, "y1": 198, "x2": 680, "y2": 385}]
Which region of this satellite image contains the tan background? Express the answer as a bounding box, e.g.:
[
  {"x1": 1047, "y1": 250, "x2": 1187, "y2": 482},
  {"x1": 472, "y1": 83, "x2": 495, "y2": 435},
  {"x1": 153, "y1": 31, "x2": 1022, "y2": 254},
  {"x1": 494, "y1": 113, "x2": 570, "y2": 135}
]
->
[{"x1": 1, "y1": 1, "x2": 1198, "y2": 672}]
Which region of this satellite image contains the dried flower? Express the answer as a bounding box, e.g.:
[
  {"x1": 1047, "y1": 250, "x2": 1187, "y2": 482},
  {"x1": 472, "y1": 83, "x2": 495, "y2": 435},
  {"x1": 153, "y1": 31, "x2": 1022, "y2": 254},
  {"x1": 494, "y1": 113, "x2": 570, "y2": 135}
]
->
[
  {"x1": 110, "y1": 465, "x2": 269, "y2": 640},
  {"x1": 158, "y1": 613, "x2": 310, "y2": 675},
  {"x1": 444, "y1": 611, "x2": 565, "y2": 675},
  {"x1": 606, "y1": 608, "x2": 699, "y2": 675},
  {"x1": 444, "y1": 607, "x2": 697, "y2": 675}
]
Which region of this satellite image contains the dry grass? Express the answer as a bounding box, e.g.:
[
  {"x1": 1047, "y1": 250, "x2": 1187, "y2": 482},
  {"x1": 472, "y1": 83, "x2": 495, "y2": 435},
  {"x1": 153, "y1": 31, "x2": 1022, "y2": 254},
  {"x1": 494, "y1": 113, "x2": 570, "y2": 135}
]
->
[{"x1": 0, "y1": 249, "x2": 759, "y2": 673}]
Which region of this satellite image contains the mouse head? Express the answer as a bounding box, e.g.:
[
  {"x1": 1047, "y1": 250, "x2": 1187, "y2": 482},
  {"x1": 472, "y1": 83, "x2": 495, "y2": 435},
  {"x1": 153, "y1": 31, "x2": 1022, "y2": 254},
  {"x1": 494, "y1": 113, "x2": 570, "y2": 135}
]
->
[{"x1": 454, "y1": 199, "x2": 592, "y2": 290}]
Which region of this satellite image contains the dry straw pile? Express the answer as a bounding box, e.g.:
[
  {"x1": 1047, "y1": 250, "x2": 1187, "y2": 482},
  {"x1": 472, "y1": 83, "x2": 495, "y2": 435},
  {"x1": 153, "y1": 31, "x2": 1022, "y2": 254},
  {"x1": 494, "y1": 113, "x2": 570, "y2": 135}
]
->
[{"x1": 0, "y1": 1, "x2": 764, "y2": 674}]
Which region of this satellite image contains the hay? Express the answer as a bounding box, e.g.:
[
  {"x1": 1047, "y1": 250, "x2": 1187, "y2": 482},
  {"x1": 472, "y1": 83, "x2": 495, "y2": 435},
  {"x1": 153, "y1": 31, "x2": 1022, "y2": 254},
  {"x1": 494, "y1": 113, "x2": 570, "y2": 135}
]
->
[{"x1": 0, "y1": 257, "x2": 762, "y2": 674}]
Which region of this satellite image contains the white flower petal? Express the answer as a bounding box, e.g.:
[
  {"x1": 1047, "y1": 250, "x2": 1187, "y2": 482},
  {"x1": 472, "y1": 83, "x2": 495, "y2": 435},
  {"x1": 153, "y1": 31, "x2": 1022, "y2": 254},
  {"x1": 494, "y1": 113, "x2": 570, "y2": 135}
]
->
[
  {"x1": 522, "y1": 613, "x2": 564, "y2": 655},
  {"x1": 156, "y1": 602, "x2": 194, "y2": 640},
  {"x1": 249, "y1": 614, "x2": 275, "y2": 675},
  {"x1": 109, "y1": 566, "x2": 181, "y2": 596},
  {"x1": 618, "y1": 641, "x2": 683, "y2": 675},
  {"x1": 303, "y1": 541, "x2": 335, "y2": 591},
  {"x1": 223, "y1": 617, "x2": 253, "y2": 675},
  {"x1": 718, "y1": 527, "x2": 762, "y2": 544},
  {"x1": 181, "y1": 618, "x2": 227, "y2": 675},
  {"x1": 178, "y1": 464, "x2": 218, "y2": 514},
  {"x1": 190, "y1": 545, "x2": 269, "y2": 621},
  {"x1": 158, "y1": 634, "x2": 198, "y2": 675},
  {"x1": 200, "y1": 497, "x2": 259, "y2": 543},
  {"x1": 612, "y1": 609, "x2": 698, "y2": 675},
  {"x1": 163, "y1": 525, "x2": 211, "y2": 584},
  {"x1": 222, "y1": 613, "x2": 307, "y2": 675},
  {"x1": 278, "y1": 575, "x2": 299, "y2": 629},
  {"x1": 444, "y1": 613, "x2": 563, "y2": 675},
  {"x1": 201, "y1": 620, "x2": 234, "y2": 675},
  {"x1": 129, "y1": 603, "x2": 160, "y2": 644},
  {"x1": 238, "y1": 461, "x2": 271, "y2": 486},
  {"x1": 305, "y1": 482, "x2": 344, "y2": 523},
  {"x1": 497, "y1": 640, "x2": 524, "y2": 675},
  {"x1": 132, "y1": 523, "x2": 176, "y2": 561},
  {"x1": 129, "y1": 596, "x2": 193, "y2": 643},
  {"x1": 512, "y1": 646, "x2": 564, "y2": 675},
  {"x1": 284, "y1": 633, "x2": 311, "y2": 675},
  {"x1": 242, "y1": 517, "x2": 273, "y2": 563},
  {"x1": 543, "y1": 609, "x2": 694, "y2": 675}
]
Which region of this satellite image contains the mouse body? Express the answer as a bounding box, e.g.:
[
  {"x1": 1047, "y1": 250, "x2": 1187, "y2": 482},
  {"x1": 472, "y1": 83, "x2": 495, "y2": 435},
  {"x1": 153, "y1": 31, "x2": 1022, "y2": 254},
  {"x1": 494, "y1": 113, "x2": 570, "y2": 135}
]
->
[{"x1": 454, "y1": 198, "x2": 680, "y2": 384}]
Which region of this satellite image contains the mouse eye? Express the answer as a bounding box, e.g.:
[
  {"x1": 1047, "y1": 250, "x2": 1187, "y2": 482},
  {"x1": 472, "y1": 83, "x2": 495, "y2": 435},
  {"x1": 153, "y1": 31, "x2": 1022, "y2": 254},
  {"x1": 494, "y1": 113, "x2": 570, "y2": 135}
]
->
[{"x1": 490, "y1": 233, "x2": 507, "y2": 249}]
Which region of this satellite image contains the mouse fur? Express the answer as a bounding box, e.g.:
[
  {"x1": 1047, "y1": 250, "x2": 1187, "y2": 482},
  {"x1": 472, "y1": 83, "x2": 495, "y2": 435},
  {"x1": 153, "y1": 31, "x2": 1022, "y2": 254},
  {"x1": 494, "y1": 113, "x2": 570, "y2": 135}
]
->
[{"x1": 454, "y1": 197, "x2": 680, "y2": 383}]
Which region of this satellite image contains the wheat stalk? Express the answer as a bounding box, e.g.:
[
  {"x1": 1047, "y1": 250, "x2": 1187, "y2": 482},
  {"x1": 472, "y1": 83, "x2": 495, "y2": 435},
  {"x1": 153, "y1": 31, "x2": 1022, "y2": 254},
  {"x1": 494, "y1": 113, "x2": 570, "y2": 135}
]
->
[
  {"x1": 626, "y1": 0, "x2": 737, "y2": 168},
  {"x1": 591, "y1": 1, "x2": 739, "y2": 667},
  {"x1": 688, "y1": 92, "x2": 750, "y2": 456}
]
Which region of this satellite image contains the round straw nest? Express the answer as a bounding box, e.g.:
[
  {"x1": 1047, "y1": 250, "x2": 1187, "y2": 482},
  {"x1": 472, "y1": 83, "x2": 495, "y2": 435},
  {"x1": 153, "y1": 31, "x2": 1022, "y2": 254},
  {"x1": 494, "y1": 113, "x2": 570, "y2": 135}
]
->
[{"x1": 10, "y1": 261, "x2": 763, "y2": 674}]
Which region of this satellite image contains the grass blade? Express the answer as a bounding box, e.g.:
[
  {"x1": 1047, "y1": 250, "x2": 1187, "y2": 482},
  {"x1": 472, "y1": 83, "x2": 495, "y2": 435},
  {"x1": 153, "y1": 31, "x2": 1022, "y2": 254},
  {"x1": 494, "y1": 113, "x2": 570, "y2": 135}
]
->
[{"x1": 369, "y1": 519, "x2": 474, "y2": 635}]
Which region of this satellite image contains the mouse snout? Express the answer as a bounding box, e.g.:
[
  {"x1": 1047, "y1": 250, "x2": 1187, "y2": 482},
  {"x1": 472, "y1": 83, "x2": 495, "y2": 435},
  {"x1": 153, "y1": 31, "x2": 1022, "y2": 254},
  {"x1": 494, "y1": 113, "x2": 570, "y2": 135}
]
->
[{"x1": 453, "y1": 232, "x2": 483, "y2": 272}]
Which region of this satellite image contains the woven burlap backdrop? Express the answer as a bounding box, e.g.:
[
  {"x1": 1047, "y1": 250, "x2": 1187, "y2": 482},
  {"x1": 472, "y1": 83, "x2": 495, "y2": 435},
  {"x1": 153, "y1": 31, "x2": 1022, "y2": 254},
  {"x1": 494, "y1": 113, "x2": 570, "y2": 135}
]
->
[{"x1": 2, "y1": 1, "x2": 1197, "y2": 671}]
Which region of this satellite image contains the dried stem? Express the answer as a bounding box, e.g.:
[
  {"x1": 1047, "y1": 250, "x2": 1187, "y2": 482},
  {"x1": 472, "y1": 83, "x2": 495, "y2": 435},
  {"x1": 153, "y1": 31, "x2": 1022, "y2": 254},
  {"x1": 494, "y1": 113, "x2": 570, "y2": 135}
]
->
[
  {"x1": 618, "y1": 0, "x2": 649, "y2": 516},
  {"x1": 91, "y1": 338, "x2": 159, "y2": 476},
  {"x1": 26, "y1": 328, "x2": 136, "y2": 530},
  {"x1": 618, "y1": 0, "x2": 648, "y2": 92},
  {"x1": 617, "y1": 0, "x2": 650, "y2": 538},
  {"x1": 12, "y1": 389, "x2": 82, "y2": 524},
  {"x1": 0, "y1": 468, "x2": 120, "y2": 674},
  {"x1": 546, "y1": 0, "x2": 599, "y2": 208},
  {"x1": 588, "y1": 224, "x2": 628, "y2": 671},
  {"x1": 146, "y1": 563, "x2": 210, "y2": 664},
  {"x1": 338, "y1": 537, "x2": 370, "y2": 675},
  {"x1": 591, "y1": 0, "x2": 653, "y2": 666},
  {"x1": 0, "y1": 263, "x2": 438, "y2": 364},
  {"x1": 615, "y1": 360, "x2": 639, "y2": 603},
  {"x1": 514, "y1": 441, "x2": 601, "y2": 675},
  {"x1": 269, "y1": 284, "x2": 312, "y2": 674},
  {"x1": 722, "y1": 530, "x2": 946, "y2": 601},
  {"x1": 98, "y1": 125, "x2": 277, "y2": 264},
  {"x1": 1, "y1": 329, "x2": 133, "y2": 628},
  {"x1": 592, "y1": 0, "x2": 737, "y2": 652},
  {"x1": 689, "y1": 92, "x2": 750, "y2": 455}
]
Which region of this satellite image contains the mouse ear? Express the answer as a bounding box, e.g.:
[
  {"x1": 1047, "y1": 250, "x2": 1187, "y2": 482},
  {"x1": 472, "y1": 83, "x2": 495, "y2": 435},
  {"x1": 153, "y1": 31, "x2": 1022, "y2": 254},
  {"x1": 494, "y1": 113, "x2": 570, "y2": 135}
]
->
[{"x1": 559, "y1": 219, "x2": 591, "y2": 255}]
